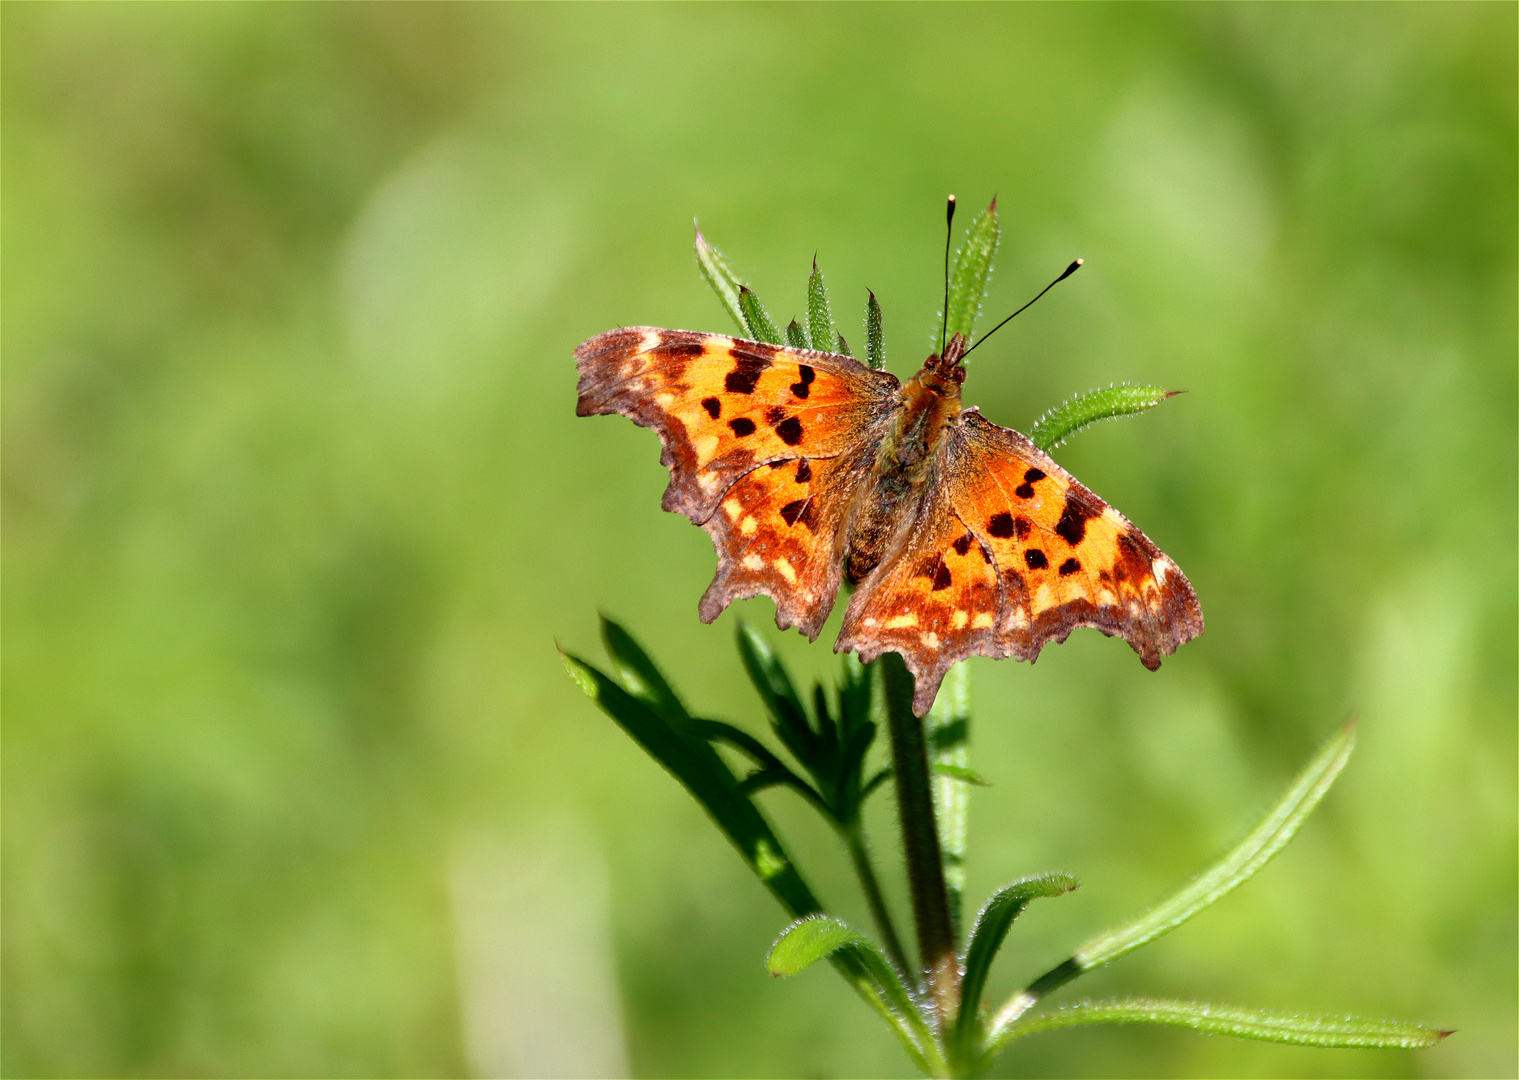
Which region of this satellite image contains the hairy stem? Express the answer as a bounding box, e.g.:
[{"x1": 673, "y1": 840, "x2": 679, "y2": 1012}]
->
[
  {"x1": 880, "y1": 652, "x2": 961, "y2": 1027},
  {"x1": 844, "y1": 824, "x2": 912, "y2": 980}
]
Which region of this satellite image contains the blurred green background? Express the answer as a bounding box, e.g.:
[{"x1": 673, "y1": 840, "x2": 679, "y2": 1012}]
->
[{"x1": 4, "y1": 3, "x2": 1515, "y2": 1077}]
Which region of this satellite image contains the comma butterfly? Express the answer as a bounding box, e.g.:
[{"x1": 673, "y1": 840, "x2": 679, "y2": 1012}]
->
[{"x1": 575, "y1": 233, "x2": 1202, "y2": 715}]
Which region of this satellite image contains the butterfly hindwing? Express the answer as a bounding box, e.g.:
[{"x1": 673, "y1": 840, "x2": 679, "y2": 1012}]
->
[
  {"x1": 836, "y1": 483, "x2": 1002, "y2": 714},
  {"x1": 948, "y1": 413, "x2": 1203, "y2": 671}
]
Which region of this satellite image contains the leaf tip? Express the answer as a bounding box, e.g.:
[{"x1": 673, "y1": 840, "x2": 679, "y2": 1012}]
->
[{"x1": 1164, "y1": 389, "x2": 1187, "y2": 398}]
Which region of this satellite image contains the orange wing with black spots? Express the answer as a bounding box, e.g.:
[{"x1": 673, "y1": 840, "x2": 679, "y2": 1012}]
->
[
  {"x1": 836, "y1": 485, "x2": 1002, "y2": 714},
  {"x1": 575, "y1": 327, "x2": 897, "y2": 632},
  {"x1": 947, "y1": 412, "x2": 1203, "y2": 672}
]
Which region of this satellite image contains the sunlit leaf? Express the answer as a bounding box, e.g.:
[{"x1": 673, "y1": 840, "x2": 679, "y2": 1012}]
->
[
  {"x1": 694, "y1": 222, "x2": 747, "y2": 332},
  {"x1": 955, "y1": 874, "x2": 1079, "y2": 1057},
  {"x1": 943, "y1": 199, "x2": 999, "y2": 350},
  {"x1": 999, "y1": 997, "x2": 1450, "y2": 1050},
  {"x1": 785, "y1": 319, "x2": 809, "y2": 349},
  {"x1": 865, "y1": 289, "x2": 885, "y2": 370},
  {"x1": 739, "y1": 286, "x2": 781, "y2": 345},
  {"x1": 807, "y1": 259, "x2": 835, "y2": 351},
  {"x1": 1030, "y1": 384, "x2": 1180, "y2": 452}
]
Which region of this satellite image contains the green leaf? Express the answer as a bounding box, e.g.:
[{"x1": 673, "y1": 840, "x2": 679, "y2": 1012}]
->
[
  {"x1": 694, "y1": 222, "x2": 746, "y2": 333},
  {"x1": 739, "y1": 286, "x2": 781, "y2": 345},
  {"x1": 943, "y1": 199, "x2": 1000, "y2": 350},
  {"x1": 865, "y1": 289, "x2": 885, "y2": 370},
  {"x1": 736, "y1": 622, "x2": 814, "y2": 759},
  {"x1": 998, "y1": 997, "x2": 1450, "y2": 1051},
  {"x1": 836, "y1": 332, "x2": 852, "y2": 357},
  {"x1": 600, "y1": 616, "x2": 688, "y2": 720},
  {"x1": 955, "y1": 874, "x2": 1080, "y2": 1056},
  {"x1": 1073, "y1": 720, "x2": 1356, "y2": 973},
  {"x1": 1030, "y1": 385, "x2": 1179, "y2": 452},
  {"x1": 932, "y1": 763, "x2": 990, "y2": 786},
  {"x1": 807, "y1": 259, "x2": 835, "y2": 351},
  {"x1": 560, "y1": 648, "x2": 820, "y2": 916},
  {"x1": 785, "y1": 319, "x2": 809, "y2": 349},
  {"x1": 769, "y1": 915, "x2": 942, "y2": 1073}
]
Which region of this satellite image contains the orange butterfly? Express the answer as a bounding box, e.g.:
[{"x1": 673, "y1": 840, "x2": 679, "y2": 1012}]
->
[{"x1": 575, "y1": 324, "x2": 1202, "y2": 716}]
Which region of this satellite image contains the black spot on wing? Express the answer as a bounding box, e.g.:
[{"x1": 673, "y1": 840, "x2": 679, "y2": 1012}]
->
[
  {"x1": 1059, "y1": 558, "x2": 1080, "y2": 576},
  {"x1": 775, "y1": 417, "x2": 804, "y2": 446},
  {"x1": 1024, "y1": 468, "x2": 1046, "y2": 482},
  {"x1": 988, "y1": 512, "x2": 1016, "y2": 538},
  {"x1": 790, "y1": 365, "x2": 815, "y2": 398},
  {"x1": 725, "y1": 358, "x2": 769, "y2": 395},
  {"x1": 729, "y1": 417, "x2": 756, "y2": 437},
  {"x1": 932, "y1": 559, "x2": 953, "y2": 591},
  {"x1": 1014, "y1": 482, "x2": 1035, "y2": 499},
  {"x1": 1013, "y1": 516, "x2": 1032, "y2": 539},
  {"x1": 1025, "y1": 549, "x2": 1048, "y2": 570},
  {"x1": 952, "y1": 532, "x2": 974, "y2": 556},
  {"x1": 1055, "y1": 495, "x2": 1101, "y2": 546},
  {"x1": 780, "y1": 498, "x2": 817, "y2": 530},
  {"x1": 701, "y1": 397, "x2": 721, "y2": 419},
  {"x1": 795, "y1": 459, "x2": 812, "y2": 484}
]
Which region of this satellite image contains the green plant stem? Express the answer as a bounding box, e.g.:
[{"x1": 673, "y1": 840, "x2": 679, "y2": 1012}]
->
[
  {"x1": 843, "y1": 823, "x2": 912, "y2": 979},
  {"x1": 880, "y1": 652, "x2": 961, "y2": 1027}
]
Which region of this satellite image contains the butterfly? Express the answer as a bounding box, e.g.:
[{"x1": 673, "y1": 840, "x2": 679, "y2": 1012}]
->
[{"x1": 575, "y1": 326, "x2": 1203, "y2": 715}]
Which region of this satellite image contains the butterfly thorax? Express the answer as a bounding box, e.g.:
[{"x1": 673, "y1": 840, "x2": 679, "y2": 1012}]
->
[{"x1": 845, "y1": 338, "x2": 969, "y2": 585}]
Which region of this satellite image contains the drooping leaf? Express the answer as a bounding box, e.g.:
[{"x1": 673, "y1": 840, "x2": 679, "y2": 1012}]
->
[
  {"x1": 769, "y1": 915, "x2": 942, "y2": 1073},
  {"x1": 996, "y1": 997, "x2": 1450, "y2": 1051},
  {"x1": 739, "y1": 286, "x2": 782, "y2": 345},
  {"x1": 943, "y1": 199, "x2": 1000, "y2": 350},
  {"x1": 785, "y1": 319, "x2": 809, "y2": 349},
  {"x1": 865, "y1": 289, "x2": 885, "y2": 370},
  {"x1": 955, "y1": 874, "x2": 1080, "y2": 1056},
  {"x1": 694, "y1": 222, "x2": 747, "y2": 333},
  {"x1": 807, "y1": 259, "x2": 835, "y2": 351},
  {"x1": 1030, "y1": 385, "x2": 1179, "y2": 452}
]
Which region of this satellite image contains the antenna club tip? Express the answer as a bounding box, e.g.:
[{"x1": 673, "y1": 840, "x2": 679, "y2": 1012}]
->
[{"x1": 1074, "y1": 258, "x2": 1084, "y2": 266}]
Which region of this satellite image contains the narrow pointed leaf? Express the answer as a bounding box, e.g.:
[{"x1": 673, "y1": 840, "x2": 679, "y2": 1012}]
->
[
  {"x1": 694, "y1": 223, "x2": 747, "y2": 332},
  {"x1": 769, "y1": 915, "x2": 942, "y2": 1073},
  {"x1": 925, "y1": 661, "x2": 972, "y2": 937},
  {"x1": 943, "y1": 200, "x2": 1000, "y2": 350},
  {"x1": 956, "y1": 874, "x2": 1080, "y2": 1052},
  {"x1": 865, "y1": 289, "x2": 885, "y2": 369},
  {"x1": 997, "y1": 997, "x2": 1450, "y2": 1051},
  {"x1": 931, "y1": 763, "x2": 990, "y2": 786},
  {"x1": 836, "y1": 332, "x2": 852, "y2": 357},
  {"x1": 807, "y1": 260, "x2": 835, "y2": 351},
  {"x1": 785, "y1": 319, "x2": 809, "y2": 349},
  {"x1": 1030, "y1": 385, "x2": 1178, "y2": 452},
  {"x1": 1073, "y1": 720, "x2": 1356, "y2": 973},
  {"x1": 600, "y1": 616, "x2": 688, "y2": 720},
  {"x1": 736, "y1": 622, "x2": 812, "y2": 751},
  {"x1": 560, "y1": 649, "x2": 820, "y2": 915},
  {"x1": 739, "y1": 286, "x2": 781, "y2": 345}
]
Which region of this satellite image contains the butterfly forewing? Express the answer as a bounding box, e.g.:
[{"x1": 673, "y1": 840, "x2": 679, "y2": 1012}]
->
[{"x1": 576, "y1": 327, "x2": 897, "y2": 632}]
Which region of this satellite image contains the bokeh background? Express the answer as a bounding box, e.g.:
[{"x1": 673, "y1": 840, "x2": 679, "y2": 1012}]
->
[{"x1": 4, "y1": 4, "x2": 1515, "y2": 1078}]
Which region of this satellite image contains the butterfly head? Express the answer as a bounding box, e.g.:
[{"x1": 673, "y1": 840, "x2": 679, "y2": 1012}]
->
[{"x1": 913, "y1": 332, "x2": 969, "y2": 398}]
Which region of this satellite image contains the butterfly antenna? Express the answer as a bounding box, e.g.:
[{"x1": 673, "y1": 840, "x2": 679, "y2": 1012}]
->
[
  {"x1": 940, "y1": 194, "x2": 956, "y2": 354},
  {"x1": 960, "y1": 258, "x2": 1083, "y2": 360}
]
